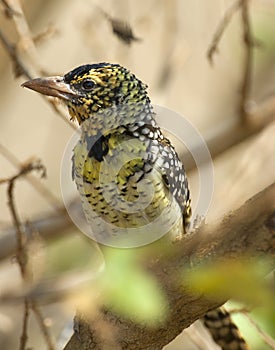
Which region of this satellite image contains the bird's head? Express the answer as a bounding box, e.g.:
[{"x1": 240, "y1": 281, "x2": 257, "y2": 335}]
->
[{"x1": 22, "y1": 63, "x2": 150, "y2": 126}]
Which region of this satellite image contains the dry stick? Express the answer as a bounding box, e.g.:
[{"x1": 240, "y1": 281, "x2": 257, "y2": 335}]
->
[
  {"x1": 33, "y1": 24, "x2": 58, "y2": 45},
  {"x1": 228, "y1": 306, "x2": 275, "y2": 348},
  {"x1": 0, "y1": 0, "x2": 21, "y2": 16},
  {"x1": 0, "y1": 3, "x2": 77, "y2": 130},
  {"x1": 207, "y1": 0, "x2": 255, "y2": 122},
  {"x1": 239, "y1": 0, "x2": 254, "y2": 122},
  {"x1": 0, "y1": 29, "x2": 32, "y2": 79},
  {"x1": 0, "y1": 144, "x2": 62, "y2": 210},
  {"x1": 64, "y1": 183, "x2": 275, "y2": 350},
  {"x1": 207, "y1": 0, "x2": 242, "y2": 64},
  {"x1": 4, "y1": 160, "x2": 56, "y2": 350},
  {"x1": 157, "y1": 0, "x2": 178, "y2": 89},
  {"x1": 5, "y1": 161, "x2": 39, "y2": 350},
  {"x1": 31, "y1": 302, "x2": 56, "y2": 350},
  {"x1": 0, "y1": 5, "x2": 76, "y2": 255},
  {"x1": 180, "y1": 96, "x2": 275, "y2": 171},
  {"x1": 6, "y1": 160, "x2": 46, "y2": 277},
  {"x1": 228, "y1": 307, "x2": 252, "y2": 314},
  {"x1": 19, "y1": 300, "x2": 30, "y2": 350},
  {"x1": 243, "y1": 312, "x2": 275, "y2": 349},
  {"x1": 6, "y1": 0, "x2": 43, "y2": 74},
  {"x1": 0, "y1": 30, "x2": 76, "y2": 130}
]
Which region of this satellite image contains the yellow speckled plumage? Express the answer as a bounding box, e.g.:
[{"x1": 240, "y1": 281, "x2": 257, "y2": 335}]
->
[{"x1": 72, "y1": 124, "x2": 183, "y2": 240}]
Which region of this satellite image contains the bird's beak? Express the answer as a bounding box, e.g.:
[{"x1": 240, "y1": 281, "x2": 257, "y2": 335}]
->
[{"x1": 21, "y1": 76, "x2": 75, "y2": 101}]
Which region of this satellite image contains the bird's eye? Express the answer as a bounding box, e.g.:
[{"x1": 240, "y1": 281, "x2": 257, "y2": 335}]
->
[{"x1": 81, "y1": 80, "x2": 95, "y2": 91}]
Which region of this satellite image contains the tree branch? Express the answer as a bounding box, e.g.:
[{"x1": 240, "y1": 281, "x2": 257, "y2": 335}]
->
[
  {"x1": 64, "y1": 182, "x2": 275, "y2": 350},
  {"x1": 181, "y1": 97, "x2": 275, "y2": 170}
]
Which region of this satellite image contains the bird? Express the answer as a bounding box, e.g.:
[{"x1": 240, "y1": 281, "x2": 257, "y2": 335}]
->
[
  {"x1": 22, "y1": 63, "x2": 191, "y2": 245},
  {"x1": 22, "y1": 62, "x2": 249, "y2": 350}
]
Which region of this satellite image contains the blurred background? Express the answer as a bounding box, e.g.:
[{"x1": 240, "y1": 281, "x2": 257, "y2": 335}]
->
[{"x1": 0, "y1": 0, "x2": 274, "y2": 349}]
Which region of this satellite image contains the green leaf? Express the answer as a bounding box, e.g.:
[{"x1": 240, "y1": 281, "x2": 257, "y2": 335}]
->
[{"x1": 100, "y1": 248, "x2": 167, "y2": 325}]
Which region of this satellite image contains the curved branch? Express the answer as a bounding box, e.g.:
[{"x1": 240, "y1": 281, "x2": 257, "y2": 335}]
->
[{"x1": 64, "y1": 183, "x2": 275, "y2": 350}]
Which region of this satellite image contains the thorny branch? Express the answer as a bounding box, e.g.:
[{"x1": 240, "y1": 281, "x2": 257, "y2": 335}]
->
[{"x1": 0, "y1": 159, "x2": 55, "y2": 350}]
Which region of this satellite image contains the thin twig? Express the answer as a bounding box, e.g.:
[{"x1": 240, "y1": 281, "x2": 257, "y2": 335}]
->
[
  {"x1": 0, "y1": 29, "x2": 32, "y2": 78},
  {"x1": 31, "y1": 302, "x2": 56, "y2": 350},
  {"x1": 0, "y1": 6, "x2": 77, "y2": 130},
  {"x1": 207, "y1": 0, "x2": 242, "y2": 64},
  {"x1": 19, "y1": 300, "x2": 30, "y2": 350},
  {"x1": 0, "y1": 0, "x2": 21, "y2": 17},
  {"x1": 33, "y1": 24, "x2": 58, "y2": 45},
  {"x1": 243, "y1": 312, "x2": 275, "y2": 349},
  {"x1": 228, "y1": 306, "x2": 252, "y2": 314},
  {"x1": 8, "y1": 175, "x2": 27, "y2": 279},
  {"x1": 0, "y1": 144, "x2": 62, "y2": 210},
  {"x1": 6, "y1": 0, "x2": 43, "y2": 73},
  {"x1": 3, "y1": 159, "x2": 56, "y2": 350},
  {"x1": 239, "y1": 0, "x2": 254, "y2": 122},
  {"x1": 157, "y1": 0, "x2": 178, "y2": 89},
  {"x1": 7, "y1": 159, "x2": 46, "y2": 277},
  {"x1": 207, "y1": 0, "x2": 256, "y2": 122}
]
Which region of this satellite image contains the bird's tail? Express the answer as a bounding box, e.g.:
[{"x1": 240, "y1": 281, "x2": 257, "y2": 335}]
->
[{"x1": 202, "y1": 307, "x2": 249, "y2": 350}]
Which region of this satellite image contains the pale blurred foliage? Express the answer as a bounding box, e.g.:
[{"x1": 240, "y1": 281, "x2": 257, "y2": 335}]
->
[{"x1": 0, "y1": 0, "x2": 274, "y2": 349}]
